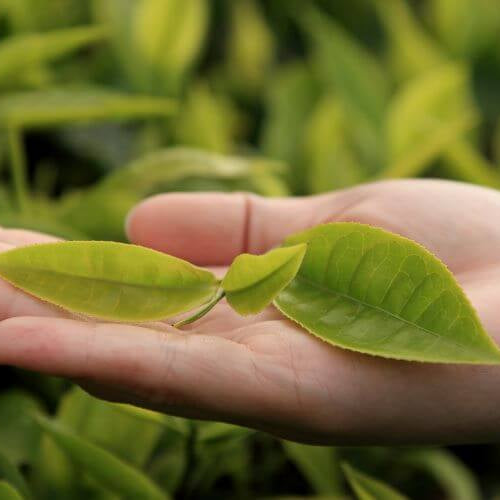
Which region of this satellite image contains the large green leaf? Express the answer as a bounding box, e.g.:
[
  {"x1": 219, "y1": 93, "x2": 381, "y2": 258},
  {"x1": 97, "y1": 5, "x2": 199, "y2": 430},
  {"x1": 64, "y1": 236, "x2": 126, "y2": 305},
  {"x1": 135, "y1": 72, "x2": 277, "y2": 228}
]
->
[
  {"x1": 274, "y1": 223, "x2": 500, "y2": 364},
  {"x1": 222, "y1": 244, "x2": 306, "y2": 315},
  {"x1": 342, "y1": 462, "x2": 408, "y2": 500},
  {"x1": 0, "y1": 241, "x2": 218, "y2": 322},
  {"x1": 34, "y1": 415, "x2": 167, "y2": 500},
  {"x1": 0, "y1": 88, "x2": 176, "y2": 129},
  {"x1": 0, "y1": 26, "x2": 107, "y2": 85}
]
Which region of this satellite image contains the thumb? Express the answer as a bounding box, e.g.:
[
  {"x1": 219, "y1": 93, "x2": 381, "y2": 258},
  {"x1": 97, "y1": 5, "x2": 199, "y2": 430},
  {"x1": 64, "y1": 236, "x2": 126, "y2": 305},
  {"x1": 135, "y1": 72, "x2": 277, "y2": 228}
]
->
[{"x1": 126, "y1": 190, "x2": 364, "y2": 266}]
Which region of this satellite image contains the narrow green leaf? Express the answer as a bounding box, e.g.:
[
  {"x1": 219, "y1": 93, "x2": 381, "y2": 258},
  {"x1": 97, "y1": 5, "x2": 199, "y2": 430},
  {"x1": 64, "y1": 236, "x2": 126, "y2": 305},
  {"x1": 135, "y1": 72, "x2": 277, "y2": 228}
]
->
[
  {"x1": 342, "y1": 462, "x2": 408, "y2": 500},
  {"x1": 260, "y1": 61, "x2": 318, "y2": 191},
  {"x1": 173, "y1": 82, "x2": 241, "y2": 154},
  {"x1": 0, "y1": 88, "x2": 176, "y2": 129},
  {"x1": 0, "y1": 391, "x2": 42, "y2": 466},
  {"x1": 223, "y1": 244, "x2": 307, "y2": 315},
  {"x1": 0, "y1": 26, "x2": 107, "y2": 84},
  {"x1": 0, "y1": 481, "x2": 23, "y2": 500},
  {"x1": 298, "y1": 4, "x2": 387, "y2": 170},
  {"x1": 54, "y1": 388, "x2": 165, "y2": 468},
  {"x1": 34, "y1": 415, "x2": 167, "y2": 500},
  {"x1": 382, "y1": 63, "x2": 478, "y2": 179},
  {"x1": 303, "y1": 93, "x2": 366, "y2": 192},
  {"x1": 282, "y1": 441, "x2": 342, "y2": 495},
  {"x1": 402, "y1": 448, "x2": 481, "y2": 500},
  {"x1": 132, "y1": 0, "x2": 208, "y2": 93},
  {"x1": 226, "y1": 0, "x2": 275, "y2": 94},
  {"x1": 275, "y1": 223, "x2": 500, "y2": 364},
  {"x1": 371, "y1": 0, "x2": 444, "y2": 81},
  {"x1": 0, "y1": 241, "x2": 218, "y2": 322}
]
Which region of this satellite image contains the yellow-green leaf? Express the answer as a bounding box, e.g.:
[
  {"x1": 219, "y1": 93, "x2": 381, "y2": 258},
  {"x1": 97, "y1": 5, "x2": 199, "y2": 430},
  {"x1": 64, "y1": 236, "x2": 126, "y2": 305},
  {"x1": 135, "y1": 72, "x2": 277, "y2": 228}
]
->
[
  {"x1": 0, "y1": 241, "x2": 218, "y2": 322},
  {"x1": 34, "y1": 415, "x2": 167, "y2": 500},
  {"x1": 342, "y1": 462, "x2": 408, "y2": 500},
  {"x1": 275, "y1": 223, "x2": 500, "y2": 364},
  {"x1": 223, "y1": 244, "x2": 307, "y2": 315},
  {"x1": 0, "y1": 88, "x2": 176, "y2": 129},
  {"x1": 0, "y1": 26, "x2": 107, "y2": 85}
]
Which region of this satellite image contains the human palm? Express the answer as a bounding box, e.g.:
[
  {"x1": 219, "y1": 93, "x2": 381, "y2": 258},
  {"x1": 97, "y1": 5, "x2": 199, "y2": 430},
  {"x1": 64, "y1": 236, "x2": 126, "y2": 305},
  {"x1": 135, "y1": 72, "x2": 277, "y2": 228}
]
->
[{"x1": 1, "y1": 179, "x2": 500, "y2": 445}]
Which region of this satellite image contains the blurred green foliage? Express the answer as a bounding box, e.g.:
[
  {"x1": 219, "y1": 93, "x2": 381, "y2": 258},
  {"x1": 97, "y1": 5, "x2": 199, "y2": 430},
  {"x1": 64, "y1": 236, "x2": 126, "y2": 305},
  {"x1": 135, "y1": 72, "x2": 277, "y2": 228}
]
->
[{"x1": 0, "y1": 0, "x2": 500, "y2": 498}]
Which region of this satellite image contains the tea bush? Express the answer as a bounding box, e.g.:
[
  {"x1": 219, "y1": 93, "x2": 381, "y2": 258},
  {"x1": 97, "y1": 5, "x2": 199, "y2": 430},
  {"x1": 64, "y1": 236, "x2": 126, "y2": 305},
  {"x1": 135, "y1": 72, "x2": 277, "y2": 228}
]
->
[{"x1": 0, "y1": 0, "x2": 500, "y2": 498}]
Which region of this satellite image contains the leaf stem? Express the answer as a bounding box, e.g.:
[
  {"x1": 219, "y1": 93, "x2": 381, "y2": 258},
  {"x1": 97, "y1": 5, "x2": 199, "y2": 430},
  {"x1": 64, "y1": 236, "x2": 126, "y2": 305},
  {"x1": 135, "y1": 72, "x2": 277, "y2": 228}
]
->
[
  {"x1": 174, "y1": 290, "x2": 225, "y2": 328},
  {"x1": 7, "y1": 126, "x2": 30, "y2": 213}
]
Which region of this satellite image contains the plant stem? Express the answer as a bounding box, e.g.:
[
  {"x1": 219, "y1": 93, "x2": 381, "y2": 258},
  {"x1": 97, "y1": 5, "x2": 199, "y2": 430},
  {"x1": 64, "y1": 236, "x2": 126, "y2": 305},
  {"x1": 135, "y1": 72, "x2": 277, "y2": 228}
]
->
[
  {"x1": 174, "y1": 290, "x2": 225, "y2": 328},
  {"x1": 7, "y1": 126, "x2": 30, "y2": 214}
]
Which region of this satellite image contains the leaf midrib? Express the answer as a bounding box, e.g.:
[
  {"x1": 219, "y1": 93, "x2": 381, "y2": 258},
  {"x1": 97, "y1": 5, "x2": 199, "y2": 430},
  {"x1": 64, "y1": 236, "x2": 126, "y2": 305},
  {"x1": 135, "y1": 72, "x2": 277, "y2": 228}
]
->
[
  {"x1": 294, "y1": 273, "x2": 471, "y2": 352},
  {"x1": 0, "y1": 263, "x2": 216, "y2": 292}
]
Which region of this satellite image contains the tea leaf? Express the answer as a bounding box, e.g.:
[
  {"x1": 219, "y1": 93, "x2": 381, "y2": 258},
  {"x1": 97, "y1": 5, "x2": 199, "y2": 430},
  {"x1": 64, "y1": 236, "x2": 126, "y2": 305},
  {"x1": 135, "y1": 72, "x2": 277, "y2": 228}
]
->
[
  {"x1": 226, "y1": 0, "x2": 275, "y2": 94},
  {"x1": 34, "y1": 415, "x2": 167, "y2": 500},
  {"x1": 303, "y1": 93, "x2": 366, "y2": 192},
  {"x1": 381, "y1": 63, "x2": 482, "y2": 179},
  {"x1": 133, "y1": 0, "x2": 208, "y2": 93},
  {"x1": 223, "y1": 244, "x2": 306, "y2": 315},
  {"x1": 282, "y1": 442, "x2": 342, "y2": 495},
  {"x1": 260, "y1": 62, "x2": 318, "y2": 191},
  {"x1": 371, "y1": 0, "x2": 443, "y2": 81},
  {"x1": 0, "y1": 88, "x2": 176, "y2": 129},
  {"x1": 0, "y1": 26, "x2": 107, "y2": 85},
  {"x1": 301, "y1": 5, "x2": 387, "y2": 124},
  {"x1": 54, "y1": 388, "x2": 165, "y2": 468},
  {"x1": 0, "y1": 391, "x2": 42, "y2": 466},
  {"x1": 0, "y1": 241, "x2": 219, "y2": 322},
  {"x1": 274, "y1": 223, "x2": 500, "y2": 364},
  {"x1": 342, "y1": 462, "x2": 408, "y2": 500},
  {"x1": 402, "y1": 448, "x2": 480, "y2": 500},
  {"x1": 429, "y1": 0, "x2": 500, "y2": 58},
  {"x1": 173, "y1": 82, "x2": 241, "y2": 154},
  {"x1": 0, "y1": 482, "x2": 23, "y2": 500}
]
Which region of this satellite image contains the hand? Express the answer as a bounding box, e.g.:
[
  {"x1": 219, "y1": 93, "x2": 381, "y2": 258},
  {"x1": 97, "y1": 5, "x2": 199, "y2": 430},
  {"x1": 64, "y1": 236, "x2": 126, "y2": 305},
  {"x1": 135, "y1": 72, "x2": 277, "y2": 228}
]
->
[{"x1": 1, "y1": 179, "x2": 500, "y2": 445}]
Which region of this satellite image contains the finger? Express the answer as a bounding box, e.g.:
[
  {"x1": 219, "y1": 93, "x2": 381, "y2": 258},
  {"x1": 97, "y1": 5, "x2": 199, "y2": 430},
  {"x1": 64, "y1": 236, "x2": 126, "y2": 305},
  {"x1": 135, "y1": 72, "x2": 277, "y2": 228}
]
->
[
  {"x1": 0, "y1": 316, "x2": 296, "y2": 427},
  {"x1": 0, "y1": 227, "x2": 60, "y2": 246},
  {"x1": 126, "y1": 189, "x2": 365, "y2": 265}
]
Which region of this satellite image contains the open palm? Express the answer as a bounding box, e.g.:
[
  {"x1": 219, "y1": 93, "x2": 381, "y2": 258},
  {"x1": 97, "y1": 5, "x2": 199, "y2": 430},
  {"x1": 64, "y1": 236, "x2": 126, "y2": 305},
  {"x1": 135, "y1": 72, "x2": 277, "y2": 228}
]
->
[{"x1": 1, "y1": 179, "x2": 500, "y2": 445}]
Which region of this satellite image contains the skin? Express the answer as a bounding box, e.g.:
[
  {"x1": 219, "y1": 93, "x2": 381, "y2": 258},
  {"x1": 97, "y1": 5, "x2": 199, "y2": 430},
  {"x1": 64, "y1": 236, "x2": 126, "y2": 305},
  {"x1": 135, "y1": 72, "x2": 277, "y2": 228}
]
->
[{"x1": 0, "y1": 179, "x2": 500, "y2": 445}]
